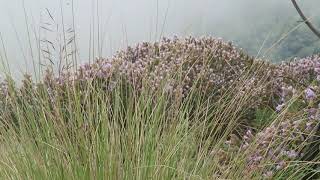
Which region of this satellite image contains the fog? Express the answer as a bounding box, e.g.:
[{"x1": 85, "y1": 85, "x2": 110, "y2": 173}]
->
[{"x1": 0, "y1": 0, "x2": 319, "y2": 76}]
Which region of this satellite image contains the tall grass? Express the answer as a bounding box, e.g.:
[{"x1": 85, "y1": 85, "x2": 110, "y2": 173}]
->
[
  {"x1": 0, "y1": 70, "x2": 246, "y2": 179},
  {"x1": 0, "y1": 3, "x2": 320, "y2": 179},
  {"x1": 0, "y1": 61, "x2": 316, "y2": 179}
]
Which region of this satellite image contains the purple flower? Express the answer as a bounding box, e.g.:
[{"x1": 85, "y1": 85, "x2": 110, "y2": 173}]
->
[
  {"x1": 276, "y1": 161, "x2": 286, "y2": 170},
  {"x1": 305, "y1": 88, "x2": 316, "y2": 100},
  {"x1": 264, "y1": 171, "x2": 273, "y2": 178},
  {"x1": 315, "y1": 67, "x2": 320, "y2": 74},
  {"x1": 276, "y1": 103, "x2": 285, "y2": 112},
  {"x1": 307, "y1": 108, "x2": 317, "y2": 118},
  {"x1": 102, "y1": 63, "x2": 112, "y2": 69},
  {"x1": 287, "y1": 150, "x2": 298, "y2": 159},
  {"x1": 96, "y1": 70, "x2": 104, "y2": 78}
]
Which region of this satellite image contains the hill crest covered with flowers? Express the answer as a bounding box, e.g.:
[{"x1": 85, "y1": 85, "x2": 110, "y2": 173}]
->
[{"x1": 1, "y1": 36, "x2": 320, "y2": 179}]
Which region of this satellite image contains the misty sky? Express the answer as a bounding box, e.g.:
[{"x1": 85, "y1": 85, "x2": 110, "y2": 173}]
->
[{"x1": 0, "y1": 0, "x2": 319, "y2": 77}]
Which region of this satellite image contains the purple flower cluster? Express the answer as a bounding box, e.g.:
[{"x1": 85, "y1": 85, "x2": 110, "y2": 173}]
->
[
  {"x1": 43, "y1": 36, "x2": 253, "y2": 97},
  {"x1": 277, "y1": 55, "x2": 320, "y2": 83},
  {"x1": 212, "y1": 54, "x2": 320, "y2": 177},
  {"x1": 241, "y1": 122, "x2": 302, "y2": 176},
  {"x1": 239, "y1": 99, "x2": 320, "y2": 177}
]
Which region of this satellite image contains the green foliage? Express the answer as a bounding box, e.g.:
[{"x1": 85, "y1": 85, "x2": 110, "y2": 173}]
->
[{"x1": 253, "y1": 107, "x2": 275, "y2": 129}]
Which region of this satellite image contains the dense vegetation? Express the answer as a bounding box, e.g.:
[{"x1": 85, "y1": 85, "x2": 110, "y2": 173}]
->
[{"x1": 0, "y1": 36, "x2": 320, "y2": 179}]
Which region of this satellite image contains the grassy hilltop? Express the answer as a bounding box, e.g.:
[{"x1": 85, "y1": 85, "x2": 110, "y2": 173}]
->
[{"x1": 0, "y1": 37, "x2": 320, "y2": 179}]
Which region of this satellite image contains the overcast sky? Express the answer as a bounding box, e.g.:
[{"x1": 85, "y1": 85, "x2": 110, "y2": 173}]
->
[{"x1": 0, "y1": 0, "x2": 319, "y2": 76}]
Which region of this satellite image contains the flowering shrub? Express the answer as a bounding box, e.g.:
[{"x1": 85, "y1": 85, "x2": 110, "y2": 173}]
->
[
  {"x1": 232, "y1": 55, "x2": 320, "y2": 178},
  {"x1": 37, "y1": 37, "x2": 277, "y2": 130},
  {"x1": 66, "y1": 36, "x2": 254, "y2": 96},
  {"x1": 1, "y1": 36, "x2": 320, "y2": 178}
]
